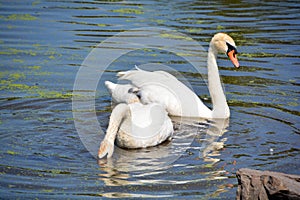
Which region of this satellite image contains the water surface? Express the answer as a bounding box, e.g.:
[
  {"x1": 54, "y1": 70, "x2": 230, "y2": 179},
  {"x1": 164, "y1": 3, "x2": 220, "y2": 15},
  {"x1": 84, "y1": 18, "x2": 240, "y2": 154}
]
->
[{"x1": 0, "y1": 0, "x2": 299, "y2": 199}]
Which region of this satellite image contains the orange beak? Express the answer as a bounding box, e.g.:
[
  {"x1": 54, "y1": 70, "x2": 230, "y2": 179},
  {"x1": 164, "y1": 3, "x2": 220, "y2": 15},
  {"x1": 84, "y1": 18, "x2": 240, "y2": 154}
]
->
[{"x1": 227, "y1": 50, "x2": 239, "y2": 68}]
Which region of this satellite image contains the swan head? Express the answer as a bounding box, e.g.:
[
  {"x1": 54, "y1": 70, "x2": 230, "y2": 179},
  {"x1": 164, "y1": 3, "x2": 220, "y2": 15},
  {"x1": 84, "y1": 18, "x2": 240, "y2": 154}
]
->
[{"x1": 211, "y1": 33, "x2": 239, "y2": 68}]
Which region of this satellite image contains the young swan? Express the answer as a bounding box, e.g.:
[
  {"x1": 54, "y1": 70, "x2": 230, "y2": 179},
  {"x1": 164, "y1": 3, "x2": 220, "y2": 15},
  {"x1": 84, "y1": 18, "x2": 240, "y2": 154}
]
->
[{"x1": 98, "y1": 81, "x2": 174, "y2": 159}]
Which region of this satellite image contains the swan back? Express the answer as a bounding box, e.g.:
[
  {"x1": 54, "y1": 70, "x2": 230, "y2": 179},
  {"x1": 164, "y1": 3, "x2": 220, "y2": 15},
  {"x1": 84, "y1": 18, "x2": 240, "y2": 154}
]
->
[
  {"x1": 103, "y1": 81, "x2": 174, "y2": 149},
  {"x1": 118, "y1": 69, "x2": 212, "y2": 118},
  {"x1": 105, "y1": 81, "x2": 139, "y2": 104}
]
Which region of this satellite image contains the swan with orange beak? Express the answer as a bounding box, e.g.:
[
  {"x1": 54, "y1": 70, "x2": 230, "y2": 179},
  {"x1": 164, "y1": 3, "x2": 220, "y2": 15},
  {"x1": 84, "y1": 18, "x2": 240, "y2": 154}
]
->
[
  {"x1": 226, "y1": 42, "x2": 239, "y2": 68},
  {"x1": 115, "y1": 33, "x2": 240, "y2": 118}
]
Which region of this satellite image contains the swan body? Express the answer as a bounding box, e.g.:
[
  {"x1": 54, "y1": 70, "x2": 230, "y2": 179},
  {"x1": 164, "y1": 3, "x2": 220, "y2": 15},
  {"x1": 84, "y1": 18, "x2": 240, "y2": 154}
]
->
[
  {"x1": 117, "y1": 68, "x2": 212, "y2": 118},
  {"x1": 117, "y1": 33, "x2": 239, "y2": 118},
  {"x1": 98, "y1": 81, "x2": 173, "y2": 159}
]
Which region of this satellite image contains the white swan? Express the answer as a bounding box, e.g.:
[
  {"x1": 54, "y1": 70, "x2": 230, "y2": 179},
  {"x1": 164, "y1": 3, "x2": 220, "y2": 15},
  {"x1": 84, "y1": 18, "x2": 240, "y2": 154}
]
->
[
  {"x1": 117, "y1": 33, "x2": 239, "y2": 118},
  {"x1": 98, "y1": 81, "x2": 173, "y2": 159}
]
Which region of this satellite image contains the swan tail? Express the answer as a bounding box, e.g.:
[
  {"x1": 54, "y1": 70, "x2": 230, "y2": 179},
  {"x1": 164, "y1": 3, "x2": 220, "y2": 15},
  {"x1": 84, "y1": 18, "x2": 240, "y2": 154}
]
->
[
  {"x1": 98, "y1": 139, "x2": 114, "y2": 159},
  {"x1": 116, "y1": 71, "x2": 127, "y2": 77},
  {"x1": 117, "y1": 65, "x2": 145, "y2": 78},
  {"x1": 104, "y1": 81, "x2": 117, "y2": 92},
  {"x1": 134, "y1": 65, "x2": 143, "y2": 71}
]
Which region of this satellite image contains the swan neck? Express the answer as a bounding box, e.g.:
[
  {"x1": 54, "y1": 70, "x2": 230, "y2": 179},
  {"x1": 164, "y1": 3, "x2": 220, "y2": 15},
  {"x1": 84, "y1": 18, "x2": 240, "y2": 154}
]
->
[
  {"x1": 105, "y1": 104, "x2": 128, "y2": 143},
  {"x1": 207, "y1": 46, "x2": 230, "y2": 118}
]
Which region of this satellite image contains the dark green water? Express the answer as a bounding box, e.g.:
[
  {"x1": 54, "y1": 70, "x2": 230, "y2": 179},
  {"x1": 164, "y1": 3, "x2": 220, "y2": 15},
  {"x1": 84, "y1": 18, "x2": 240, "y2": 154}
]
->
[{"x1": 0, "y1": 0, "x2": 299, "y2": 199}]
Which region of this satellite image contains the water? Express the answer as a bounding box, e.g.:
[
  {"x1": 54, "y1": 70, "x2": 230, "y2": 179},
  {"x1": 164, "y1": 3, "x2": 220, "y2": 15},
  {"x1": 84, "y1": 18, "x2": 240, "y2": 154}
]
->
[{"x1": 1, "y1": 0, "x2": 299, "y2": 199}]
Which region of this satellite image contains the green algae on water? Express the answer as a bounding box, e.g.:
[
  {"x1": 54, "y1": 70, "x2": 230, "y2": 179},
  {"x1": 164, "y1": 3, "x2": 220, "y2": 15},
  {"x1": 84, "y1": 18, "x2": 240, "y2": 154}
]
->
[
  {"x1": 6, "y1": 150, "x2": 19, "y2": 155},
  {"x1": 112, "y1": 8, "x2": 144, "y2": 15},
  {"x1": 0, "y1": 14, "x2": 37, "y2": 21},
  {"x1": 160, "y1": 33, "x2": 193, "y2": 41}
]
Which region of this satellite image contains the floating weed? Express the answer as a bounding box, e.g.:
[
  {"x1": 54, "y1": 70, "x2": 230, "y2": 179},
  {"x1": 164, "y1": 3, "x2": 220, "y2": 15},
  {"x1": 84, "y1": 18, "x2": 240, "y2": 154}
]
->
[
  {"x1": 195, "y1": 20, "x2": 204, "y2": 24},
  {"x1": 203, "y1": 163, "x2": 214, "y2": 168},
  {"x1": 97, "y1": 23, "x2": 107, "y2": 27},
  {"x1": 8, "y1": 48, "x2": 24, "y2": 54},
  {"x1": 151, "y1": 19, "x2": 166, "y2": 24},
  {"x1": 37, "y1": 117, "x2": 48, "y2": 123},
  {"x1": 0, "y1": 14, "x2": 37, "y2": 21},
  {"x1": 29, "y1": 51, "x2": 37, "y2": 56},
  {"x1": 287, "y1": 102, "x2": 298, "y2": 107},
  {"x1": 112, "y1": 8, "x2": 144, "y2": 15},
  {"x1": 7, "y1": 25, "x2": 15, "y2": 29},
  {"x1": 13, "y1": 59, "x2": 24, "y2": 63},
  {"x1": 49, "y1": 169, "x2": 64, "y2": 174},
  {"x1": 9, "y1": 73, "x2": 26, "y2": 80},
  {"x1": 0, "y1": 77, "x2": 38, "y2": 92},
  {"x1": 240, "y1": 52, "x2": 276, "y2": 58},
  {"x1": 46, "y1": 49, "x2": 62, "y2": 59},
  {"x1": 0, "y1": 48, "x2": 20, "y2": 55},
  {"x1": 32, "y1": 0, "x2": 41, "y2": 6},
  {"x1": 28, "y1": 65, "x2": 41, "y2": 70},
  {"x1": 0, "y1": 79, "x2": 11, "y2": 85},
  {"x1": 32, "y1": 71, "x2": 54, "y2": 76},
  {"x1": 6, "y1": 150, "x2": 19, "y2": 155},
  {"x1": 41, "y1": 189, "x2": 54, "y2": 193},
  {"x1": 160, "y1": 33, "x2": 193, "y2": 41},
  {"x1": 186, "y1": 28, "x2": 203, "y2": 33},
  {"x1": 0, "y1": 47, "x2": 60, "y2": 59},
  {"x1": 0, "y1": 51, "x2": 9, "y2": 55},
  {"x1": 1, "y1": 65, "x2": 72, "y2": 99},
  {"x1": 216, "y1": 25, "x2": 225, "y2": 31},
  {"x1": 6, "y1": 83, "x2": 38, "y2": 90},
  {"x1": 176, "y1": 52, "x2": 195, "y2": 57},
  {"x1": 36, "y1": 90, "x2": 73, "y2": 99},
  {"x1": 0, "y1": 48, "x2": 37, "y2": 56}
]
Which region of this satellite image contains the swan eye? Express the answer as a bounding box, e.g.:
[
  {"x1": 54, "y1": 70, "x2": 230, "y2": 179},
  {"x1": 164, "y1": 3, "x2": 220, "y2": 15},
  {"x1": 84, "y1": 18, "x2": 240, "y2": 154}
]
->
[{"x1": 226, "y1": 42, "x2": 238, "y2": 55}]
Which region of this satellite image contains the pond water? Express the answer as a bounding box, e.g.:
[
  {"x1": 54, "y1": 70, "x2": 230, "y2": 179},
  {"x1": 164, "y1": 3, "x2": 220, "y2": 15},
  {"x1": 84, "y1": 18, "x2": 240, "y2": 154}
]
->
[{"x1": 1, "y1": 0, "x2": 299, "y2": 199}]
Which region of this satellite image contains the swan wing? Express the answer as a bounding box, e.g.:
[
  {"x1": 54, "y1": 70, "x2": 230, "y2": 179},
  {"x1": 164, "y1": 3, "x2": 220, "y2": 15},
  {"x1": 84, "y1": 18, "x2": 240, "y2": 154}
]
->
[
  {"x1": 117, "y1": 68, "x2": 178, "y2": 87},
  {"x1": 117, "y1": 103, "x2": 173, "y2": 148},
  {"x1": 117, "y1": 69, "x2": 212, "y2": 117}
]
